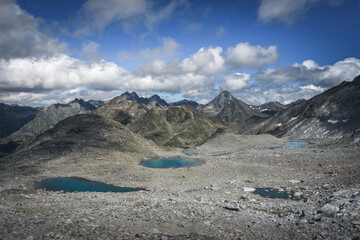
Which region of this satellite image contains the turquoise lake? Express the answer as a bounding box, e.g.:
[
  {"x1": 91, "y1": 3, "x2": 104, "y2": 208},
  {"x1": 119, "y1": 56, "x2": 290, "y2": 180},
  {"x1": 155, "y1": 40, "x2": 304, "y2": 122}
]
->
[{"x1": 140, "y1": 157, "x2": 202, "y2": 168}]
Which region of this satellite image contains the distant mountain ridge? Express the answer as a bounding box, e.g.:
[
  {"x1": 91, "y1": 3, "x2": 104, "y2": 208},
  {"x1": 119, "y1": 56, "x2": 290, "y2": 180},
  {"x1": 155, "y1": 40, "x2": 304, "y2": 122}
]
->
[
  {"x1": 0, "y1": 103, "x2": 40, "y2": 139},
  {"x1": 236, "y1": 75, "x2": 360, "y2": 139},
  {"x1": 6, "y1": 98, "x2": 95, "y2": 142},
  {"x1": 170, "y1": 99, "x2": 199, "y2": 108},
  {"x1": 120, "y1": 91, "x2": 168, "y2": 109}
]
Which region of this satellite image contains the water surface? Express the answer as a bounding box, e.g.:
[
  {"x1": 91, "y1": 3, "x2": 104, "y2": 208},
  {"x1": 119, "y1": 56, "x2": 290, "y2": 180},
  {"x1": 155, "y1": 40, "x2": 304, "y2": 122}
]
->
[
  {"x1": 140, "y1": 157, "x2": 201, "y2": 168},
  {"x1": 284, "y1": 142, "x2": 309, "y2": 147},
  {"x1": 35, "y1": 177, "x2": 146, "y2": 193}
]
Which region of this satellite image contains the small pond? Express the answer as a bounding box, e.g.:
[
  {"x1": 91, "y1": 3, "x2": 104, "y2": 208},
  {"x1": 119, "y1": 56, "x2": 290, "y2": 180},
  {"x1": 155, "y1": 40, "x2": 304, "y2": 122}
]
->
[
  {"x1": 252, "y1": 188, "x2": 304, "y2": 201},
  {"x1": 140, "y1": 157, "x2": 202, "y2": 168},
  {"x1": 284, "y1": 142, "x2": 309, "y2": 147},
  {"x1": 35, "y1": 177, "x2": 146, "y2": 193}
]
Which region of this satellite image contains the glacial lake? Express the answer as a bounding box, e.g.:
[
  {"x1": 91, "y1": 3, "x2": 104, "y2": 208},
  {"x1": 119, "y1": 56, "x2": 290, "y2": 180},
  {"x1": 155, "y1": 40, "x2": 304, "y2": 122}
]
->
[
  {"x1": 284, "y1": 142, "x2": 310, "y2": 147},
  {"x1": 140, "y1": 157, "x2": 202, "y2": 168},
  {"x1": 35, "y1": 177, "x2": 146, "y2": 193}
]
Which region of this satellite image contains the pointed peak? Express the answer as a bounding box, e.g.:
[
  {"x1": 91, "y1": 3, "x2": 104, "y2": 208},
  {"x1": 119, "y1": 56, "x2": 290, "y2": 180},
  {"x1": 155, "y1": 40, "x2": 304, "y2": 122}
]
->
[{"x1": 214, "y1": 91, "x2": 236, "y2": 101}]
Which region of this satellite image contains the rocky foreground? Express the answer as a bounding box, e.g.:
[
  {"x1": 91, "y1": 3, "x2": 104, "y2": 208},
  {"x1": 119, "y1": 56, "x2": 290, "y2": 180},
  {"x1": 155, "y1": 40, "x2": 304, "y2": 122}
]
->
[{"x1": 0, "y1": 133, "x2": 359, "y2": 239}]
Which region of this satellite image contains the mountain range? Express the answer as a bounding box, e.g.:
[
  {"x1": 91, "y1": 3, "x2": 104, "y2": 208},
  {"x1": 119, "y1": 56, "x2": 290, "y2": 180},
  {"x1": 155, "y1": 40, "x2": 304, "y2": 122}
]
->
[{"x1": 1, "y1": 74, "x2": 359, "y2": 158}]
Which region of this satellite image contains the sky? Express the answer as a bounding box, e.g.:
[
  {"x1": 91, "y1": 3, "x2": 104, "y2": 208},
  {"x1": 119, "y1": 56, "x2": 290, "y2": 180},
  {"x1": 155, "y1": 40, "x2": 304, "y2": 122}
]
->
[{"x1": 0, "y1": 0, "x2": 360, "y2": 106}]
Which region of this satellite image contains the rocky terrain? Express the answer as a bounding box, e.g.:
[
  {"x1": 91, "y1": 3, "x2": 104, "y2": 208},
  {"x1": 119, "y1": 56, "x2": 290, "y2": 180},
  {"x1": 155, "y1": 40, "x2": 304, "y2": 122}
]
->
[
  {"x1": 0, "y1": 76, "x2": 359, "y2": 239},
  {"x1": 0, "y1": 132, "x2": 359, "y2": 239},
  {"x1": 128, "y1": 105, "x2": 223, "y2": 148},
  {"x1": 94, "y1": 97, "x2": 148, "y2": 125},
  {"x1": 236, "y1": 75, "x2": 360, "y2": 139}
]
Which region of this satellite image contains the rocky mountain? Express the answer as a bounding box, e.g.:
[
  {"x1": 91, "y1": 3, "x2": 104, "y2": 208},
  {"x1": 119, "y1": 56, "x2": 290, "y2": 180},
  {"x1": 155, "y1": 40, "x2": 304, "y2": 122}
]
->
[
  {"x1": 216, "y1": 99, "x2": 266, "y2": 125},
  {"x1": 87, "y1": 100, "x2": 104, "y2": 108},
  {"x1": 170, "y1": 99, "x2": 199, "y2": 108},
  {"x1": 258, "y1": 102, "x2": 287, "y2": 116},
  {"x1": 5, "y1": 98, "x2": 95, "y2": 143},
  {"x1": 200, "y1": 91, "x2": 237, "y2": 117},
  {"x1": 8, "y1": 114, "x2": 159, "y2": 162},
  {"x1": 94, "y1": 96, "x2": 148, "y2": 125},
  {"x1": 237, "y1": 75, "x2": 360, "y2": 139},
  {"x1": 0, "y1": 103, "x2": 40, "y2": 139},
  {"x1": 120, "y1": 91, "x2": 168, "y2": 109},
  {"x1": 128, "y1": 105, "x2": 223, "y2": 148}
]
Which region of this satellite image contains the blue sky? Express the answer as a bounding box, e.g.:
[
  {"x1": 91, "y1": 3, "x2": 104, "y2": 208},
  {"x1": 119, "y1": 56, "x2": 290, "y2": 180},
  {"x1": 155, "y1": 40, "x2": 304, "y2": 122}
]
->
[{"x1": 0, "y1": 0, "x2": 359, "y2": 106}]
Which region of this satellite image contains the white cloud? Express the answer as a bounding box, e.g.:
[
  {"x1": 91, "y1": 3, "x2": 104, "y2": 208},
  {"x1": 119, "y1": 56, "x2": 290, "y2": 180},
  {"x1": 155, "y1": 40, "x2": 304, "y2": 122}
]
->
[
  {"x1": 225, "y1": 42, "x2": 279, "y2": 69},
  {"x1": 81, "y1": 41, "x2": 101, "y2": 59},
  {"x1": 300, "y1": 84, "x2": 325, "y2": 92},
  {"x1": 257, "y1": 57, "x2": 360, "y2": 87},
  {"x1": 76, "y1": 0, "x2": 187, "y2": 35},
  {"x1": 216, "y1": 26, "x2": 226, "y2": 37},
  {"x1": 221, "y1": 73, "x2": 250, "y2": 91},
  {"x1": 181, "y1": 47, "x2": 226, "y2": 75},
  {"x1": 118, "y1": 38, "x2": 179, "y2": 60},
  {"x1": 0, "y1": 54, "x2": 128, "y2": 91},
  {"x1": 0, "y1": 0, "x2": 66, "y2": 59},
  {"x1": 139, "y1": 46, "x2": 226, "y2": 76},
  {"x1": 258, "y1": 0, "x2": 344, "y2": 24},
  {"x1": 0, "y1": 53, "x2": 217, "y2": 105}
]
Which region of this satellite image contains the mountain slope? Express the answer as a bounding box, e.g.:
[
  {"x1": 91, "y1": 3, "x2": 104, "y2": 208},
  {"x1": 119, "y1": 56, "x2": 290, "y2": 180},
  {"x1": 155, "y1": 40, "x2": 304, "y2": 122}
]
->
[
  {"x1": 238, "y1": 75, "x2": 360, "y2": 139},
  {"x1": 170, "y1": 99, "x2": 199, "y2": 108},
  {"x1": 94, "y1": 96, "x2": 148, "y2": 125},
  {"x1": 0, "y1": 103, "x2": 40, "y2": 138},
  {"x1": 5, "y1": 114, "x2": 159, "y2": 163},
  {"x1": 8, "y1": 99, "x2": 95, "y2": 142},
  {"x1": 200, "y1": 91, "x2": 237, "y2": 117},
  {"x1": 129, "y1": 105, "x2": 223, "y2": 148},
  {"x1": 216, "y1": 99, "x2": 266, "y2": 125}
]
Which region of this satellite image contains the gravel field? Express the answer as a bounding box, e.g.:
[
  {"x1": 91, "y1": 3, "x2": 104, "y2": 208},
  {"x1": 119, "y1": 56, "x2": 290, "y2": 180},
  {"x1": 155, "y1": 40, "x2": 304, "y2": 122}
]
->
[{"x1": 1, "y1": 133, "x2": 359, "y2": 239}]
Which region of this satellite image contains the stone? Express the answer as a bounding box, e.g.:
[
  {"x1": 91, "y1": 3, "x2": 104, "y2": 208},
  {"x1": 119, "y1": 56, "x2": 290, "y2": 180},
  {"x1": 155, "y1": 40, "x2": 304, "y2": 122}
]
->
[
  {"x1": 243, "y1": 187, "x2": 255, "y2": 192},
  {"x1": 319, "y1": 204, "x2": 339, "y2": 217}
]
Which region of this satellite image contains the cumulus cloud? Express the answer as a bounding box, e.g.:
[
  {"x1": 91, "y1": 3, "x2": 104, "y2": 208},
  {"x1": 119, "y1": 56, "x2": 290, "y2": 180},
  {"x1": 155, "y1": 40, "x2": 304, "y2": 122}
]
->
[
  {"x1": 139, "y1": 46, "x2": 226, "y2": 76},
  {"x1": 76, "y1": 0, "x2": 187, "y2": 35},
  {"x1": 221, "y1": 73, "x2": 250, "y2": 91},
  {"x1": 235, "y1": 84, "x2": 328, "y2": 105},
  {"x1": 0, "y1": 53, "x2": 217, "y2": 103},
  {"x1": 258, "y1": 0, "x2": 344, "y2": 24},
  {"x1": 118, "y1": 38, "x2": 179, "y2": 60},
  {"x1": 0, "y1": 0, "x2": 66, "y2": 59},
  {"x1": 225, "y1": 42, "x2": 279, "y2": 69},
  {"x1": 181, "y1": 47, "x2": 226, "y2": 75},
  {"x1": 257, "y1": 57, "x2": 360, "y2": 87}
]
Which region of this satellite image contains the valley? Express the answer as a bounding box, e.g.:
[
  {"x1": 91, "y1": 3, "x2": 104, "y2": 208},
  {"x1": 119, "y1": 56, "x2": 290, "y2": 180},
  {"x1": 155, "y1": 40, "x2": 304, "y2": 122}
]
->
[{"x1": 0, "y1": 76, "x2": 359, "y2": 239}]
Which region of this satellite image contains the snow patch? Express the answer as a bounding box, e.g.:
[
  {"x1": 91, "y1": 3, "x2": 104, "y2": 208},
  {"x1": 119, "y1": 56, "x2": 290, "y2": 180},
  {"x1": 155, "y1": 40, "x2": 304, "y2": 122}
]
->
[
  {"x1": 275, "y1": 123, "x2": 282, "y2": 127},
  {"x1": 287, "y1": 116, "x2": 298, "y2": 122},
  {"x1": 328, "y1": 119, "x2": 338, "y2": 124}
]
